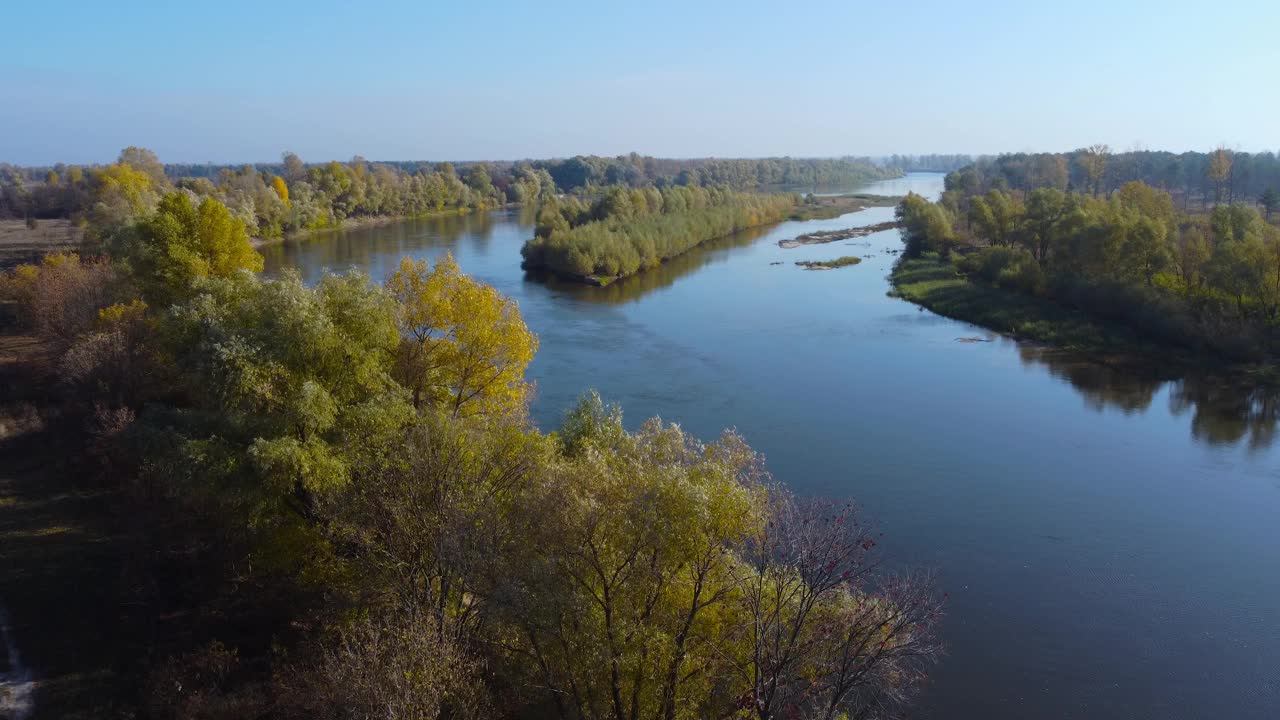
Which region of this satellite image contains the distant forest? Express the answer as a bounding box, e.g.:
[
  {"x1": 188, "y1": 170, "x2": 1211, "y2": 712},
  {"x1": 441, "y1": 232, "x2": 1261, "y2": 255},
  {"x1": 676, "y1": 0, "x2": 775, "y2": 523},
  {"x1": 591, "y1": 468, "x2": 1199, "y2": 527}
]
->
[
  {"x1": 947, "y1": 147, "x2": 1280, "y2": 210},
  {"x1": 881, "y1": 154, "x2": 976, "y2": 173},
  {"x1": 0, "y1": 151, "x2": 902, "y2": 240}
]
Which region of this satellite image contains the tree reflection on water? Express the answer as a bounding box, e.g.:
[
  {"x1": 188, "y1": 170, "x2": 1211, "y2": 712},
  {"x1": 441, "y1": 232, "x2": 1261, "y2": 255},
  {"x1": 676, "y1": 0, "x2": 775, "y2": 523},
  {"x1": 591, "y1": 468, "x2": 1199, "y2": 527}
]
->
[{"x1": 1018, "y1": 345, "x2": 1279, "y2": 451}]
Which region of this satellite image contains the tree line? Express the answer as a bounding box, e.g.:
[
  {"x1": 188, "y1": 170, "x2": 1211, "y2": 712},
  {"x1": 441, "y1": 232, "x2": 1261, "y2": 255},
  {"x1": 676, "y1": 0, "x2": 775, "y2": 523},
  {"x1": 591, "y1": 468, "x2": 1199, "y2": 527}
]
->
[
  {"x1": 522, "y1": 185, "x2": 799, "y2": 282},
  {"x1": 881, "y1": 154, "x2": 976, "y2": 173},
  {"x1": 0, "y1": 151, "x2": 902, "y2": 235},
  {"x1": 531, "y1": 154, "x2": 900, "y2": 193},
  {"x1": 0, "y1": 184, "x2": 942, "y2": 718},
  {"x1": 0, "y1": 147, "x2": 557, "y2": 240},
  {"x1": 945, "y1": 146, "x2": 1280, "y2": 212},
  {"x1": 897, "y1": 161, "x2": 1280, "y2": 361}
]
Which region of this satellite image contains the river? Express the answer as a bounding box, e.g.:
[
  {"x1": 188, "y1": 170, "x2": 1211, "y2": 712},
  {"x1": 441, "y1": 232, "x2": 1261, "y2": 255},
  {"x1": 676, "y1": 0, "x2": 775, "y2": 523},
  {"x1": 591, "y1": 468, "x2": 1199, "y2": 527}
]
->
[{"x1": 262, "y1": 173, "x2": 1280, "y2": 720}]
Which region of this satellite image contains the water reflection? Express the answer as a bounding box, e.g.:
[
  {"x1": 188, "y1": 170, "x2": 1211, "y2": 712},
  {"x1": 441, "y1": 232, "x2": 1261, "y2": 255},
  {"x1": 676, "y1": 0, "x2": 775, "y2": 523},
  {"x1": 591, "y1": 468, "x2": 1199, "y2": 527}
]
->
[
  {"x1": 1168, "y1": 378, "x2": 1280, "y2": 451},
  {"x1": 523, "y1": 225, "x2": 773, "y2": 305},
  {"x1": 1018, "y1": 345, "x2": 1279, "y2": 450},
  {"x1": 1017, "y1": 346, "x2": 1163, "y2": 414},
  {"x1": 259, "y1": 209, "x2": 513, "y2": 281}
]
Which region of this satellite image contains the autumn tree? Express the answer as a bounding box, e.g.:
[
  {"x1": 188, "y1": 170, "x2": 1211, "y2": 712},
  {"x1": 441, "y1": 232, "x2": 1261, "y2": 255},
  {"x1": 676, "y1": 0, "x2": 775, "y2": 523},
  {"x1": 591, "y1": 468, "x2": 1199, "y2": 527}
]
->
[
  {"x1": 89, "y1": 162, "x2": 161, "y2": 234},
  {"x1": 498, "y1": 393, "x2": 769, "y2": 720},
  {"x1": 271, "y1": 175, "x2": 290, "y2": 206},
  {"x1": 1207, "y1": 146, "x2": 1234, "y2": 206},
  {"x1": 386, "y1": 254, "x2": 537, "y2": 417},
  {"x1": 116, "y1": 192, "x2": 264, "y2": 305}
]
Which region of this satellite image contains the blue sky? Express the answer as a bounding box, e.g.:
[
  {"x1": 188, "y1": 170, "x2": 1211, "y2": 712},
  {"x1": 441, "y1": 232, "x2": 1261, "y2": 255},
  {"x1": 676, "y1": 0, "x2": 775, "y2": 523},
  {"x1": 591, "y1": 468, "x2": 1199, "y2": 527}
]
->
[{"x1": 3, "y1": 0, "x2": 1277, "y2": 165}]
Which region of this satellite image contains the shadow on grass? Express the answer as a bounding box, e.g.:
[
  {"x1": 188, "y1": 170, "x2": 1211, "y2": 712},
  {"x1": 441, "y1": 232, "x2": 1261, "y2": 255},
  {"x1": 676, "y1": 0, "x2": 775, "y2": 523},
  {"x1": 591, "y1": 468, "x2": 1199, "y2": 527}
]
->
[{"x1": 0, "y1": 339, "x2": 136, "y2": 719}]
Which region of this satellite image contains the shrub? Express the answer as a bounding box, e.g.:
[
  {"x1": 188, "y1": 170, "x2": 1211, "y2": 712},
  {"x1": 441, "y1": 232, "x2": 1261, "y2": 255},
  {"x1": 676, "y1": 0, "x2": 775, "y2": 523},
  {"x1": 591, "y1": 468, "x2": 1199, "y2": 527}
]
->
[{"x1": 0, "y1": 253, "x2": 123, "y2": 351}]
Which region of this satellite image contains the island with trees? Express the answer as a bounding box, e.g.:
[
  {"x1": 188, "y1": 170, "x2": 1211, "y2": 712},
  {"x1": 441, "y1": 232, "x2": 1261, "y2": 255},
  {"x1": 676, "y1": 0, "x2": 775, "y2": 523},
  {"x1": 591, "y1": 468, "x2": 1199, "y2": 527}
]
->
[{"x1": 520, "y1": 185, "x2": 801, "y2": 284}]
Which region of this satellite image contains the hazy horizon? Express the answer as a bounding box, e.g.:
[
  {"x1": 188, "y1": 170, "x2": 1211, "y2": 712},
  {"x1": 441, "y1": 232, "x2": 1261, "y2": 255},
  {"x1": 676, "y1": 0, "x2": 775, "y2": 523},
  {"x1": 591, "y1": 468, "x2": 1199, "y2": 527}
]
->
[{"x1": 4, "y1": 0, "x2": 1277, "y2": 166}]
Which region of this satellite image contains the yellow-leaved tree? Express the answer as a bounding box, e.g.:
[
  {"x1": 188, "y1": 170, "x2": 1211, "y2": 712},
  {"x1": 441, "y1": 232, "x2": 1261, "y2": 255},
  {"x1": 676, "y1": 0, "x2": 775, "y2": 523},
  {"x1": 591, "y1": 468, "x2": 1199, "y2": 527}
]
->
[
  {"x1": 271, "y1": 175, "x2": 290, "y2": 206},
  {"x1": 90, "y1": 162, "x2": 161, "y2": 231},
  {"x1": 387, "y1": 254, "x2": 537, "y2": 417},
  {"x1": 120, "y1": 192, "x2": 264, "y2": 305}
]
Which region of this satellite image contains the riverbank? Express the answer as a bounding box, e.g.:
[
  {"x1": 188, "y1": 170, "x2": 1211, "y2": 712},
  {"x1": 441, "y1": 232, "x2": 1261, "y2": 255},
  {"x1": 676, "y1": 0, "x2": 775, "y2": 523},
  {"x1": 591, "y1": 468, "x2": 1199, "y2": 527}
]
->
[{"x1": 888, "y1": 253, "x2": 1280, "y2": 383}]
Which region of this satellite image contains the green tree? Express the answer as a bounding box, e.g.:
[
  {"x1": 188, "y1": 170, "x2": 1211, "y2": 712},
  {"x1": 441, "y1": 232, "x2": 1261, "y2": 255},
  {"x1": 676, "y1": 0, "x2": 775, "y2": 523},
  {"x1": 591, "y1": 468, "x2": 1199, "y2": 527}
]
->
[
  {"x1": 1259, "y1": 187, "x2": 1280, "y2": 220},
  {"x1": 159, "y1": 269, "x2": 411, "y2": 522},
  {"x1": 117, "y1": 146, "x2": 169, "y2": 187},
  {"x1": 1171, "y1": 222, "x2": 1211, "y2": 292},
  {"x1": 118, "y1": 192, "x2": 264, "y2": 305},
  {"x1": 897, "y1": 192, "x2": 955, "y2": 256}
]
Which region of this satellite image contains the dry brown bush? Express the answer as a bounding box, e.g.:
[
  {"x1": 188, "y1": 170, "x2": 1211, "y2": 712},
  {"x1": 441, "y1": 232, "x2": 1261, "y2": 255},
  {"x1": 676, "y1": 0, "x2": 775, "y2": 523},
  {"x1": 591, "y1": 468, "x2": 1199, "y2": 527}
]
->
[
  {"x1": 277, "y1": 609, "x2": 490, "y2": 720},
  {"x1": 0, "y1": 253, "x2": 122, "y2": 352}
]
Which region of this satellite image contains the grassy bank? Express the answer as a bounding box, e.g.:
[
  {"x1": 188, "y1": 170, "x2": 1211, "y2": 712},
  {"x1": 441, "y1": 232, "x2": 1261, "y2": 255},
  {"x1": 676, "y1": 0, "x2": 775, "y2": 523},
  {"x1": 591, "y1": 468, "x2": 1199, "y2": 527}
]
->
[
  {"x1": 887, "y1": 253, "x2": 1278, "y2": 380},
  {"x1": 888, "y1": 254, "x2": 1130, "y2": 350},
  {"x1": 788, "y1": 193, "x2": 900, "y2": 221}
]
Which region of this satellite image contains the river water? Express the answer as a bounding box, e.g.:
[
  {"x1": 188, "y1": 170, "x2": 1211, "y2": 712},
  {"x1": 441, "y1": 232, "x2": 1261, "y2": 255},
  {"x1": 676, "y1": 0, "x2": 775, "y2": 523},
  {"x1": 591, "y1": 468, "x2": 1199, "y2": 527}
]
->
[{"x1": 262, "y1": 174, "x2": 1280, "y2": 720}]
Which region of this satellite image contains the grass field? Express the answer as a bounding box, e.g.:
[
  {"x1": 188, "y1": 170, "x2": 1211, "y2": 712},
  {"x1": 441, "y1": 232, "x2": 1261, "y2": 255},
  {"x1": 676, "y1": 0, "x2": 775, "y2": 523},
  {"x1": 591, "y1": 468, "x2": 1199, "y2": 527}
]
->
[{"x1": 0, "y1": 220, "x2": 84, "y2": 270}]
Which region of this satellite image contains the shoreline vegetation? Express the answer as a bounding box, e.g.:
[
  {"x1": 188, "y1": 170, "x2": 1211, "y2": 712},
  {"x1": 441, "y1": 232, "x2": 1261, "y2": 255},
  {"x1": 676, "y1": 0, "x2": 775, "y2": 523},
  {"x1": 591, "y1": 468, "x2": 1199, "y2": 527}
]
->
[
  {"x1": 248, "y1": 205, "x2": 483, "y2": 248},
  {"x1": 796, "y1": 255, "x2": 862, "y2": 270},
  {"x1": 891, "y1": 146, "x2": 1280, "y2": 382},
  {"x1": 788, "y1": 193, "x2": 901, "y2": 221},
  {"x1": 778, "y1": 220, "x2": 902, "y2": 249},
  {"x1": 890, "y1": 253, "x2": 1182, "y2": 367},
  {"x1": 889, "y1": 253, "x2": 1280, "y2": 383}
]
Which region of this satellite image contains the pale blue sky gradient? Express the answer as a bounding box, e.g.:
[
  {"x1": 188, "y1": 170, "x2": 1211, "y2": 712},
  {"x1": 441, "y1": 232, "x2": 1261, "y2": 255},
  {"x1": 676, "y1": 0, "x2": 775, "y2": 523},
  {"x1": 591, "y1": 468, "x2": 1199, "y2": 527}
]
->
[{"x1": 3, "y1": 0, "x2": 1277, "y2": 164}]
